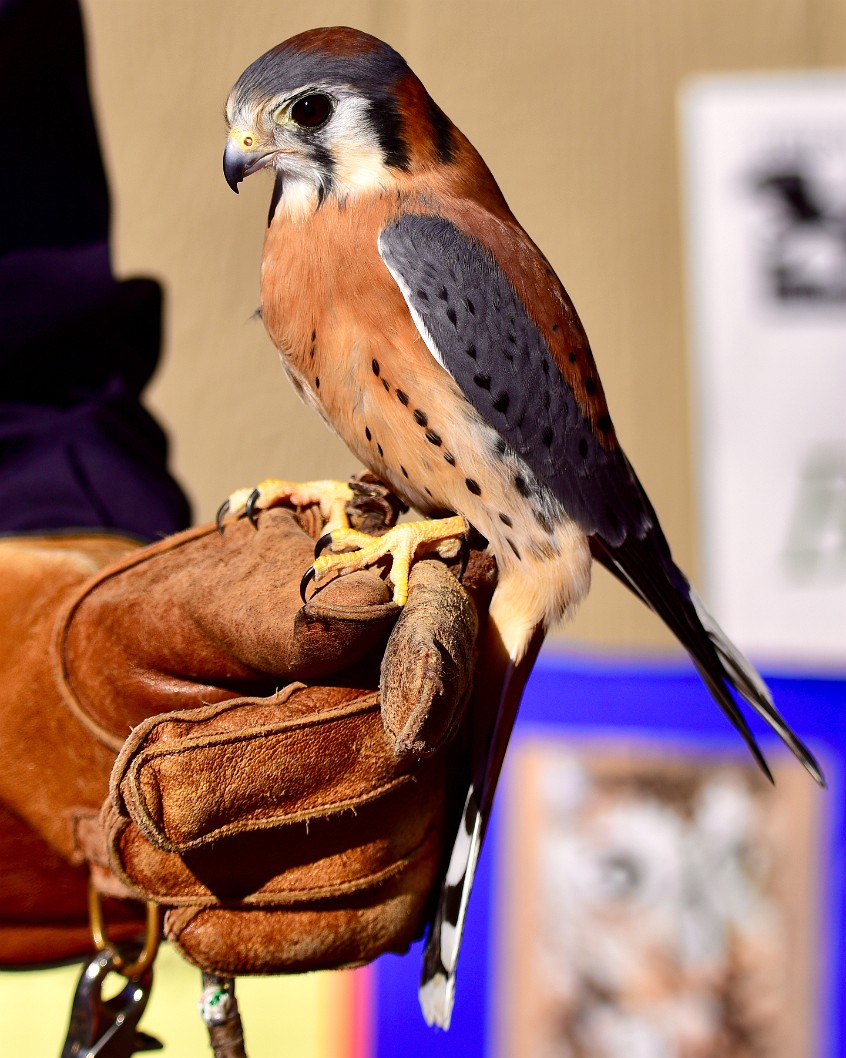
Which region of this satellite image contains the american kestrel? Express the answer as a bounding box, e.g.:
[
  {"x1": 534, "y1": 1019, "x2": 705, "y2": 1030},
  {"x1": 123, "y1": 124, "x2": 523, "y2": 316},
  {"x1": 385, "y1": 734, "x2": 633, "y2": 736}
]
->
[{"x1": 221, "y1": 27, "x2": 824, "y2": 1027}]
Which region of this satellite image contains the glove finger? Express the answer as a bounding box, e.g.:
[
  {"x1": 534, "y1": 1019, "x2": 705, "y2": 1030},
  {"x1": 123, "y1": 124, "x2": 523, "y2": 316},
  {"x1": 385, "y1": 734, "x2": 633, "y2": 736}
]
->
[
  {"x1": 290, "y1": 573, "x2": 400, "y2": 678},
  {"x1": 163, "y1": 869, "x2": 431, "y2": 976},
  {"x1": 106, "y1": 687, "x2": 445, "y2": 855},
  {"x1": 380, "y1": 558, "x2": 479, "y2": 757},
  {"x1": 195, "y1": 510, "x2": 399, "y2": 677}
]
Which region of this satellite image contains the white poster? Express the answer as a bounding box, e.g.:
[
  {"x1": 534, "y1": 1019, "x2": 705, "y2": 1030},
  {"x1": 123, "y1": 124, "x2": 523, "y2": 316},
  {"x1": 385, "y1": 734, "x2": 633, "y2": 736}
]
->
[{"x1": 681, "y1": 73, "x2": 846, "y2": 668}]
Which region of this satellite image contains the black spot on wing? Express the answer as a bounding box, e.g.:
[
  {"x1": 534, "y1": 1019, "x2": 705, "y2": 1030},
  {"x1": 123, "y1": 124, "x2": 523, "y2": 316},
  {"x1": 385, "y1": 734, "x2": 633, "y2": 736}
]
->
[
  {"x1": 492, "y1": 391, "x2": 509, "y2": 414},
  {"x1": 379, "y1": 214, "x2": 652, "y2": 544}
]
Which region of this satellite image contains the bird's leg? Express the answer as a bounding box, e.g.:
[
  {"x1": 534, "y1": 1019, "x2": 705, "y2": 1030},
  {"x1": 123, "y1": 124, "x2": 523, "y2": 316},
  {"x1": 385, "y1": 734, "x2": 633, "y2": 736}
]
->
[
  {"x1": 217, "y1": 479, "x2": 355, "y2": 533},
  {"x1": 304, "y1": 515, "x2": 468, "y2": 605}
]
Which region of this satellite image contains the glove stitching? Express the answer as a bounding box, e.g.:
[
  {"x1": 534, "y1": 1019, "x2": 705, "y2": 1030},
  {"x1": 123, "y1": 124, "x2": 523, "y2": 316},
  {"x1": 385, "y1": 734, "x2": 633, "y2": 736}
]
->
[{"x1": 128, "y1": 772, "x2": 416, "y2": 852}]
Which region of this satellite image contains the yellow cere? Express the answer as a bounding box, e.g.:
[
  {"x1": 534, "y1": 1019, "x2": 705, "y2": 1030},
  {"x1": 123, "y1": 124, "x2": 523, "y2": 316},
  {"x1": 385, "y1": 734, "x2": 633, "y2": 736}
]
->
[{"x1": 229, "y1": 128, "x2": 257, "y2": 149}]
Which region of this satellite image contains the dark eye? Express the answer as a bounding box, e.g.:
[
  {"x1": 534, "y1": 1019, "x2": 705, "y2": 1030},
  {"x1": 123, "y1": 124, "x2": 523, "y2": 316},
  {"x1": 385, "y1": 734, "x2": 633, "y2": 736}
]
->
[{"x1": 290, "y1": 94, "x2": 333, "y2": 129}]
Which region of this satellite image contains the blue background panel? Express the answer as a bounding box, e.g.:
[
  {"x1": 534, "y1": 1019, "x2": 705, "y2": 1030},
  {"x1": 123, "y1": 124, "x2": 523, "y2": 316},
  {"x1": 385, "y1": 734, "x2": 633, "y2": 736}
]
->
[{"x1": 373, "y1": 654, "x2": 846, "y2": 1058}]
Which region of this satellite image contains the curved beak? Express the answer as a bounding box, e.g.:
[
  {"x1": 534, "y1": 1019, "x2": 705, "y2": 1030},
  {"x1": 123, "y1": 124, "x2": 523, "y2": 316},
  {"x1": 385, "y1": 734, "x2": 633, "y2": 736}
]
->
[
  {"x1": 223, "y1": 138, "x2": 247, "y2": 193},
  {"x1": 223, "y1": 133, "x2": 276, "y2": 194}
]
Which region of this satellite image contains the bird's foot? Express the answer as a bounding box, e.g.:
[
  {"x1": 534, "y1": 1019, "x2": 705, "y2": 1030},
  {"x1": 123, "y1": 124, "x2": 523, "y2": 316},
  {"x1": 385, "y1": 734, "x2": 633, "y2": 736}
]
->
[
  {"x1": 217, "y1": 479, "x2": 355, "y2": 533},
  {"x1": 303, "y1": 515, "x2": 469, "y2": 605}
]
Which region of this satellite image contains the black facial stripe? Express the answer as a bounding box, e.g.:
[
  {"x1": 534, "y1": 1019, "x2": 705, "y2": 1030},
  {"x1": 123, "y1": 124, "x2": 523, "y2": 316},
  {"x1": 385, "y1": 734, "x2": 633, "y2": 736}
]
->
[
  {"x1": 427, "y1": 98, "x2": 457, "y2": 164},
  {"x1": 365, "y1": 94, "x2": 410, "y2": 171},
  {"x1": 308, "y1": 140, "x2": 336, "y2": 202},
  {"x1": 267, "y1": 170, "x2": 285, "y2": 227}
]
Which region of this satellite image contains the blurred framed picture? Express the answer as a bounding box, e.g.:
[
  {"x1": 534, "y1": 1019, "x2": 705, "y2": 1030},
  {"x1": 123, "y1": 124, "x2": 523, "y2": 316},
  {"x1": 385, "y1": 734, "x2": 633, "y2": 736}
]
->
[{"x1": 497, "y1": 738, "x2": 822, "y2": 1058}]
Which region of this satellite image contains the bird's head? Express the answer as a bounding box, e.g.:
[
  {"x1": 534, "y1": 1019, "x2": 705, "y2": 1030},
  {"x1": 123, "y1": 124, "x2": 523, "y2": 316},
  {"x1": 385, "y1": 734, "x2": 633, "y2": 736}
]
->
[{"x1": 224, "y1": 27, "x2": 459, "y2": 215}]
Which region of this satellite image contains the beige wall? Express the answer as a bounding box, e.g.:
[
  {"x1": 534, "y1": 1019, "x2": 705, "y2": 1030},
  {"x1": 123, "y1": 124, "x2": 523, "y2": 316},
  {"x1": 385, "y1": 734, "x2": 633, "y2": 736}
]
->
[{"x1": 80, "y1": 0, "x2": 845, "y2": 651}]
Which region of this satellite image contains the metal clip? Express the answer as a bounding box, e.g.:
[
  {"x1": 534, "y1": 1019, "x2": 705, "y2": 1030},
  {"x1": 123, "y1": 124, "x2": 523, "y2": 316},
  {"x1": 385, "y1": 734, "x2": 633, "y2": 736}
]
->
[
  {"x1": 60, "y1": 946, "x2": 162, "y2": 1057},
  {"x1": 88, "y1": 883, "x2": 161, "y2": 980}
]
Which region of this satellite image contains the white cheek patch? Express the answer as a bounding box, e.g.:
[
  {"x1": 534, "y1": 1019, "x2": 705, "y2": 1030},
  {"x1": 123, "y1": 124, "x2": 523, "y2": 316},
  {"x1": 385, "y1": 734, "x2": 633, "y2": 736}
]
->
[
  {"x1": 378, "y1": 237, "x2": 455, "y2": 380},
  {"x1": 335, "y1": 146, "x2": 393, "y2": 193},
  {"x1": 325, "y1": 95, "x2": 373, "y2": 144},
  {"x1": 325, "y1": 95, "x2": 396, "y2": 194}
]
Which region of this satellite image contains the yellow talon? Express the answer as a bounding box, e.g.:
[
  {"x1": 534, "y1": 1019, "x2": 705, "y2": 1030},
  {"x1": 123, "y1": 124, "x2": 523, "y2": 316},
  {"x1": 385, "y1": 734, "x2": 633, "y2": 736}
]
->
[
  {"x1": 220, "y1": 478, "x2": 355, "y2": 532},
  {"x1": 309, "y1": 515, "x2": 468, "y2": 605}
]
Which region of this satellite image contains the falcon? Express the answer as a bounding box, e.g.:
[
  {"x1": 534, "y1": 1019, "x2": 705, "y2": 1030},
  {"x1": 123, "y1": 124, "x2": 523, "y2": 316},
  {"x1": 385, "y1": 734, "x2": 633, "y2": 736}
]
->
[{"x1": 221, "y1": 27, "x2": 824, "y2": 1027}]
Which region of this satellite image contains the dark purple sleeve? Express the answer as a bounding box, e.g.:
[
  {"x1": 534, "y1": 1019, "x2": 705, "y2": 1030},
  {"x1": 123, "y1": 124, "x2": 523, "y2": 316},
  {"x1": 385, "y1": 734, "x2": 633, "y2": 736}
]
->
[{"x1": 0, "y1": 0, "x2": 191, "y2": 539}]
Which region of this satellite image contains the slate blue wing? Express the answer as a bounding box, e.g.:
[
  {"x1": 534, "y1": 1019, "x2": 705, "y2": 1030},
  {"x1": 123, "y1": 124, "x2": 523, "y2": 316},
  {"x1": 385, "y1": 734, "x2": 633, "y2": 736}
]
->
[{"x1": 379, "y1": 213, "x2": 653, "y2": 549}]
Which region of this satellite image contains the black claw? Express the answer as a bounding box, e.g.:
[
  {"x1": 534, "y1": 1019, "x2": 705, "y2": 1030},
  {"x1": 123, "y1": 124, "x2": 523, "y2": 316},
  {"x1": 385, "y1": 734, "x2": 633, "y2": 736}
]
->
[
  {"x1": 456, "y1": 536, "x2": 470, "y2": 581},
  {"x1": 216, "y1": 499, "x2": 230, "y2": 534},
  {"x1": 300, "y1": 565, "x2": 316, "y2": 604},
  {"x1": 349, "y1": 480, "x2": 381, "y2": 496},
  {"x1": 245, "y1": 488, "x2": 261, "y2": 528},
  {"x1": 314, "y1": 531, "x2": 335, "y2": 558}
]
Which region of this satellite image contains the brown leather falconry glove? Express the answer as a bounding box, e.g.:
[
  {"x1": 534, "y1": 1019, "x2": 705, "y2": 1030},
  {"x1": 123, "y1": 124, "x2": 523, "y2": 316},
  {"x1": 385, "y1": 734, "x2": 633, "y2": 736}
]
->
[{"x1": 0, "y1": 488, "x2": 495, "y2": 977}]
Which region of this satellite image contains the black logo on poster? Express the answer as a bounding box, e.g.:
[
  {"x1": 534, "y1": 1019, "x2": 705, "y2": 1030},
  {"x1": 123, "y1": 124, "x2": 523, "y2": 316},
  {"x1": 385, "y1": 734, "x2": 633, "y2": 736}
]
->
[{"x1": 752, "y1": 160, "x2": 846, "y2": 303}]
